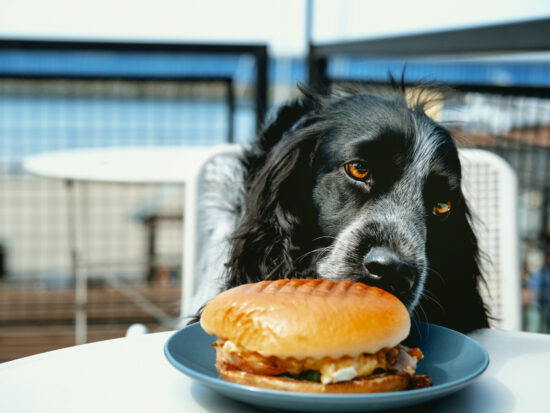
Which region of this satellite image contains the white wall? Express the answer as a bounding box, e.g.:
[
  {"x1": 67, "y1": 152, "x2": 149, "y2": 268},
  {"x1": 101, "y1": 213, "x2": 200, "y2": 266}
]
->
[
  {"x1": 0, "y1": 0, "x2": 549, "y2": 56},
  {"x1": 0, "y1": 0, "x2": 307, "y2": 56},
  {"x1": 313, "y1": 0, "x2": 550, "y2": 44}
]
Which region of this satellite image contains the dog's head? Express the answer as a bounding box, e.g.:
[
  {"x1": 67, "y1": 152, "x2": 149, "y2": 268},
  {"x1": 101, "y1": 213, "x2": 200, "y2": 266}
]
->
[
  {"x1": 309, "y1": 89, "x2": 461, "y2": 310},
  {"x1": 228, "y1": 85, "x2": 488, "y2": 331}
]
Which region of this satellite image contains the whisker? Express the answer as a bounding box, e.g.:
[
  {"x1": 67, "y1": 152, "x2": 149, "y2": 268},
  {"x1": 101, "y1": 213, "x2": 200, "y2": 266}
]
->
[
  {"x1": 412, "y1": 300, "x2": 428, "y2": 320},
  {"x1": 411, "y1": 303, "x2": 426, "y2": 336},
  {"x1": 412, "y1": 300, "x2": 433, "y2": 344},
  {"x1": 417, "y1": 289, "x2": 444, "y2": 312},
  {"x1": 295, "y1": 245, "x2": 334, "y2": 263},
  {"x1": 311, "y1": 235, "x2": 338, "y2": 243},
  {"x1": 426, "y1": 266, "x2": 446, "y2": 286}
]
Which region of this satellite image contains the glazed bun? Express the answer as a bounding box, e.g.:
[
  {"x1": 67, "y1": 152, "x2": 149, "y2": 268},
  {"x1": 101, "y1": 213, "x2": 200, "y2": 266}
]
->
[
  {"x1": 218, "y1": 366, "x2": 410, "y2": 394},
  {"x1": 200, "y1": 278, "x2": 410, "y2": 359}
]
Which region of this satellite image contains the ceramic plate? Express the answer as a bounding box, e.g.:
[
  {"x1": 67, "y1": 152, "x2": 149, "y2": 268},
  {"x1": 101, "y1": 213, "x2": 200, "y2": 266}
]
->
[{"x1": 164, "y1": 321, "x2": 489, "y2": 412}]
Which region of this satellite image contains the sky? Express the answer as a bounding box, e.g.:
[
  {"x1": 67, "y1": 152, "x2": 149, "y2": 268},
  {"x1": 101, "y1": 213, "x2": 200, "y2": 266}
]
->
[{"x1": 0, "y1": 0, "x2": 549, "y2": 56}]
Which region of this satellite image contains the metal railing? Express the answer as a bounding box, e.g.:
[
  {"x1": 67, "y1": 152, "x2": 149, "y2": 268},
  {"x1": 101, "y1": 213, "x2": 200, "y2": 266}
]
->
[
  {"x1": 0, "y1": 39, "x2": 269, "y2": 358},
  {"x1": 0, "y1": 39, "x2": 269, "y2": 139}
]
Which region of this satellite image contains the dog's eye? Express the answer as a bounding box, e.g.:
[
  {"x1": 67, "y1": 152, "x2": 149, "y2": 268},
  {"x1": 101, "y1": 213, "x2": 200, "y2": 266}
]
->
[
  {"x1": 432, "y1": 201, "x2": 452, "y2": 216},
  {"x1": 345, "y1": 162, "x2": 370, "y2": 181}
]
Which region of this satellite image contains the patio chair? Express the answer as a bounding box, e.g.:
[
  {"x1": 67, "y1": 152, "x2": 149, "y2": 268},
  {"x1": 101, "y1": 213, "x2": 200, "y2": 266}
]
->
[
  {"x1": 459, "y1": 148, "x2": 521, "y2": 330},
  {"x1": 182, "y1": 146, "x2": 521, "y2": 331},
  {"x1": 181, "y1": 144, "x2": 243, "y2": 318}
]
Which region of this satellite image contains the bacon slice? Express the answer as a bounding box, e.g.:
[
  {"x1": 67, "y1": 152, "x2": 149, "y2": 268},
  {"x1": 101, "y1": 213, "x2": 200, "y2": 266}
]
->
[{"x1": 408, "y1": 374, "x2": 433, "y2": 389}]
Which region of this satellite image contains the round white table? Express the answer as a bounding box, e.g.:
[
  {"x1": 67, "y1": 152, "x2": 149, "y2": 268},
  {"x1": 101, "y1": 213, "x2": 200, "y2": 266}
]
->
[
  {"x1": 22, "y1": 145, "x2": 240, "y2": 343},
  {"x1": 0, "y1": 328, "x2": 549, "y2": 413},
  {"x1": 22, "y1": 146, "x2": 231, "y2": 184}
]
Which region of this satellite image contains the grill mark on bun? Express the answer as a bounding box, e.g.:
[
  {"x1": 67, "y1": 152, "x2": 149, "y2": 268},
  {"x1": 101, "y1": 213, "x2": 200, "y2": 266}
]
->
[
  {"x1": 252, "y1": 280, "x2": 271, "y2": 294},
  {"x1": 299, "y1": 278, "x2": 323, "y2": 296},
  {"x1": 301, "y1": 280, "x2": 323, "y2": 296},
  {"x1": 277, "y1": 278, "x2": 296, "y2": 295},
  {"x1": 320, "y1": 278, "x2": 336, "y2": 296},
  {"x1": 342, "y1": 280, "x2": 355, "y2": 297}
]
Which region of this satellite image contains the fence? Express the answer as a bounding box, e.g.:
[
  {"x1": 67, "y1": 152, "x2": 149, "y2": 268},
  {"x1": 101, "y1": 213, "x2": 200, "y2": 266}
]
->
[
  {"x1": 308, "y1": 17, "x2": 550, "y2": 332},
  {"x1": 0, "y1": 40, "x2": 268, "y2": 361}
]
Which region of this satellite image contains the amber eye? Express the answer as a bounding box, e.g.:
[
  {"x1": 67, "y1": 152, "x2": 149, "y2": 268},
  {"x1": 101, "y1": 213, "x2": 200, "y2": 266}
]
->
[
  {"x1": 344, "y1": 162, "x2": 370, "y2": 181},
  {"x1": 432, "y1": 201, "x2": 452, "y2": 216}
]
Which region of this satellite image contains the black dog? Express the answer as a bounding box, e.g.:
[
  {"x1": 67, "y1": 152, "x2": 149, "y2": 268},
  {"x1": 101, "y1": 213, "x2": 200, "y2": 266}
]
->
[{"x1": 217, "y1": 84, "x2": 489, "y2": 333}]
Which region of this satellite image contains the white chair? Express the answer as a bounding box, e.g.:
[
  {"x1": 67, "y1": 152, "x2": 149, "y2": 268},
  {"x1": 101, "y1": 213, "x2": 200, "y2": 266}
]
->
[
  {"x1": 180, "y1": 146, "x2": 522, "y2": 330},
  {"x1": 181, "y1": 144, "x2": 243, "y2": 318},
  {"x1": 459, "y1": 148, "x2": 521, "y2": 330}
]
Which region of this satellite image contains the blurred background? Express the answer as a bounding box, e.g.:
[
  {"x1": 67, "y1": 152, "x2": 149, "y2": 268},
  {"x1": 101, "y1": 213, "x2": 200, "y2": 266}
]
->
[{"x1": 1, "y1": 0, "x2": 550, "y2": 362}]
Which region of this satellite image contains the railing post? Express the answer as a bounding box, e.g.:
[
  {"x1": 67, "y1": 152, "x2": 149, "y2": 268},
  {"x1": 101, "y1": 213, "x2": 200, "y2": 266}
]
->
[
  {"x1": 307, "y1": 44, "x2": 328, "y2": 94},
  {"x1": 226, "y1": 78, "x2": 235, "y2": 143},
  {"x1": 255, "y1": 46, "x2": 268, "y2": 133}
]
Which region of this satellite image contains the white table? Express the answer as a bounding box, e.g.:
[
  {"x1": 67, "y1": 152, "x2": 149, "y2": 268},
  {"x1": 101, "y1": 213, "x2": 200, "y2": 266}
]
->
[
  {"x1": 22, "y1": 146, "x2": 228, "y2": 184},
  {"x1": 0, "y1": 328, "x2": 549, "y2": 413},
  {"x1": 22, "y1": 145, "x2": 239, "y2": 343}
]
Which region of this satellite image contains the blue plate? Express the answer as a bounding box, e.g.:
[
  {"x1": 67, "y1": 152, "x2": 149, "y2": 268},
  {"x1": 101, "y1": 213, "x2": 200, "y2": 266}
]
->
[{"x1": 164, "y1": 321, "x2": 489, "y2": 412}]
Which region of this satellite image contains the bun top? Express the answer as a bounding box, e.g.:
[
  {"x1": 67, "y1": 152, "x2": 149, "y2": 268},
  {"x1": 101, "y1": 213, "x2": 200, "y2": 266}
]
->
[{"x1": 200, "y1": 279, "x2": 410, "y2": 359}]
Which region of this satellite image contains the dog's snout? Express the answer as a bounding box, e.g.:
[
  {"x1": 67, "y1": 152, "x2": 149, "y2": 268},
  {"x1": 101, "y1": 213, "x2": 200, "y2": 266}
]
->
[{"x1": 363, "y1": 247, "x2": 416, "y2": 297}]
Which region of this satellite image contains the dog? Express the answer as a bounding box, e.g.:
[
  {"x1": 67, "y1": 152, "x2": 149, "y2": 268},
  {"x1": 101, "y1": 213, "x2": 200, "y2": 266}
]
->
[{"x1": 192, "y1": 84, "x2": 490, "y2": 333}]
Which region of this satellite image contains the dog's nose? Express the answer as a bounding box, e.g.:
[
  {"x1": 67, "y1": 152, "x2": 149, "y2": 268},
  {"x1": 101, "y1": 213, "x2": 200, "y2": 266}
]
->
[{"x1": 363, "y1": 247, "x2": 416, "y2": 297}]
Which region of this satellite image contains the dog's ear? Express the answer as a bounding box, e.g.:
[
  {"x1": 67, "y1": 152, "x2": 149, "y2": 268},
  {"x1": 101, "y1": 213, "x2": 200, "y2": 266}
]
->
[
  {"x1": 241, "y1": 93, "x2": 318, "y2": 178},
  {"x1": 226, "y1": 124, "x2": 321, "y2": 288},
  {"x1": 421, "y1": 195, "x2": 491, "y2": 332},
  {"x1": 257, "y1": 98, "x2": 315, "y2": 153}
]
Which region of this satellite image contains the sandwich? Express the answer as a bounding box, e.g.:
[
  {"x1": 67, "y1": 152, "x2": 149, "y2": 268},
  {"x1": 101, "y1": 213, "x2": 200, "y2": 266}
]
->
[{"x1": 200, "y1": 278, "x2": 432, "y2": 393}]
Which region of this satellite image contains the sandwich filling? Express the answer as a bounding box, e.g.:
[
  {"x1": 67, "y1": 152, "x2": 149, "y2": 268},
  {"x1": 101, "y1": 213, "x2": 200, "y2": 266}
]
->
[{"x1": 214, "y1": 339, "x2": 422, "y2": 384}]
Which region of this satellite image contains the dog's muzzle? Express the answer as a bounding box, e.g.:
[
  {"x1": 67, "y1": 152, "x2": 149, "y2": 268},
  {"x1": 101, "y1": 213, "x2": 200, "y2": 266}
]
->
[{"x1": 362, "y1": 247, "x2": 417, "y2": 302}]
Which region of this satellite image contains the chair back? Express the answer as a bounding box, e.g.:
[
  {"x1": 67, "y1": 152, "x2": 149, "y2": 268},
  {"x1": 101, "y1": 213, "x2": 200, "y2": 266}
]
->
[
  {"x1": 182, "y1": 146, "x2": 522, "y2": 330},
  {"x1": 181, "y1": 144, "x2": 242, "y2": 317},
  {"x1": 459, "y1": 148, "x2": 521, "y2": 330}
]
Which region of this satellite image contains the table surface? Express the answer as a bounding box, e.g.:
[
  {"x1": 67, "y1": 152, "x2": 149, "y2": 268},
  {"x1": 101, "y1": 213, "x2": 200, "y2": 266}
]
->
[
  {"x1": 1, "y1": 328, "x2": 549, "y2": 413},
  {"x1": 22, "y1": 145, "x2": 238, "y2": 184}
]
